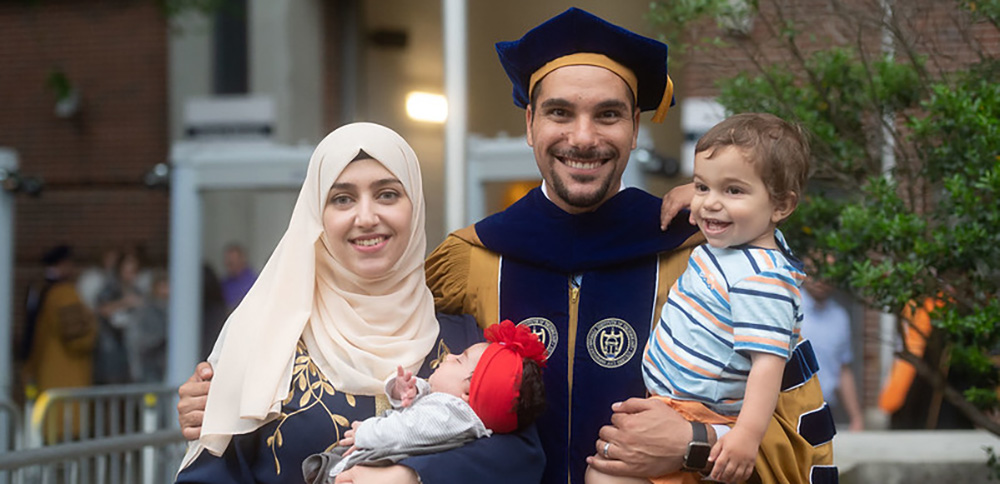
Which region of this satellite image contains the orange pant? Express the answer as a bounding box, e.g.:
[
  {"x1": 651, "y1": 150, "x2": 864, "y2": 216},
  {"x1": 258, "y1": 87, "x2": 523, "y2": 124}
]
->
[{"x1": 648, "y1": 397, "x2": 738, "y2": 484}]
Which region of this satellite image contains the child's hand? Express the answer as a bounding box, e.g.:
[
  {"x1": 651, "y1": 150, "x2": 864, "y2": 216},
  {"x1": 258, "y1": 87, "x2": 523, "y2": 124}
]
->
[
  {"x1": 393, "y1": 365, "x2": 418, "y2": 408},
  {"x1": 708, "y1": 427, "x2": 759, "y2": 483},
  {"x1": 660, "y1": 182, "x2": 694, "y2": 230},
  {"x1": 338, "y1": 420, "x2": 363, "y2": 454}
]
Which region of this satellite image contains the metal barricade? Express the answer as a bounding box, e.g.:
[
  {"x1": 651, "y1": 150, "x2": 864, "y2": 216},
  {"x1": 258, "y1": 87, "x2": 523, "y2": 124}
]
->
[
  {"x1": 1, "y1": 398, "x2": 24, "y2": 484},
  {"x1": 1, "y1": 384, "x2": 185, "y2": 484},
  {"x1": 27, "y1": 384, "x2": 177, "y2": 448},
  {"x1": 0, "y1": 429, "x2": 186, "y2": 484},
  {"x1": 1, "y1": 397, "x2": 23, "y2": 452}
]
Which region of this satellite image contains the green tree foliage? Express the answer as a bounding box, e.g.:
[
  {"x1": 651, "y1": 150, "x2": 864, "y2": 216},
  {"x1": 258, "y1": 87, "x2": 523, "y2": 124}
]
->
[
  {"x1": 650, "y1": 0, "x2": 1000, "y2": 434},
  {"x1": 158, "y1": 0, "x2": 229, "y2": 18}
]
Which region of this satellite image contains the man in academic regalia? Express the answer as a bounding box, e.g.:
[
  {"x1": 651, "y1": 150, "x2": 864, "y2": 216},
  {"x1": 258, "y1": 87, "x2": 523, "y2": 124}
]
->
[{"x1": 425, "y1": 8, "x2": 837, "y2": 484}]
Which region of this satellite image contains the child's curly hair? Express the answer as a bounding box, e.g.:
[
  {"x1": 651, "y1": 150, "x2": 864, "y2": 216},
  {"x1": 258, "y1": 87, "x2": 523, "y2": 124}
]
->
[{"x1": 696, "y1": 112, "x2": 811, "y2": 218}]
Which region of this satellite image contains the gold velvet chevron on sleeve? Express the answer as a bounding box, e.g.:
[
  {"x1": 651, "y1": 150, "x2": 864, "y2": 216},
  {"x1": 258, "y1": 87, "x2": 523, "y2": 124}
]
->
[
  {"x1": 754, "y1": 375, "x2": 835, "y2": 483},
  {"x1": 425, "y1": 232, "x2": 473, "y2": 316},
  {"x1": 654, "y1": 231, "x2": 705, "y2": 322},
  {"x1": 425, "y1": 225, "x2": 500, "y2": 330}
]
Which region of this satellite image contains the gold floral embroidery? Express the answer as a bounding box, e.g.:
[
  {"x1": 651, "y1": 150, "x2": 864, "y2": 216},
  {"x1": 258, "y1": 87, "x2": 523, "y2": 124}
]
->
[
  {"x1": 428, "y1": 339, "x2": 453, "y2": 371},
  {"x1": 266, "y1": 340, "x2": 352, "y2": 475},
  {"x1": 374, "y1": 393, "x2": 391, "y2": 416}
]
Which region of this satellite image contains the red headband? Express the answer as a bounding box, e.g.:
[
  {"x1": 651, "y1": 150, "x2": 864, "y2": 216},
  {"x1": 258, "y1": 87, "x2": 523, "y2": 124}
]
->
[{"x1": 468, "y1": 320, "x2": 547, "y2": 433}]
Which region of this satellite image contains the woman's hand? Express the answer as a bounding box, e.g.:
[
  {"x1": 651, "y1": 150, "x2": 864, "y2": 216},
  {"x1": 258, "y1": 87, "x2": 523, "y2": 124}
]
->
[
  {"x1": 334, "y1": 465, "x2": 419, "y2": 484},
  {"x1": 177, "y1": 361, "x2": 213, "y2": 440}
]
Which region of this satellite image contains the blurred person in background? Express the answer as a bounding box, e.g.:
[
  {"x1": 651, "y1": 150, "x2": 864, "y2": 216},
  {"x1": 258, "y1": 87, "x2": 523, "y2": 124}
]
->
[
  {"x1": 220, "y1": 242, "x2": 257, "y2": 312},
  {"x1": 23, "y1": 245, "x2": 99, "y2": 391},
  {"x1": 799, "y1": 276, "x2": 865, "y2": 432},
  {"x1": 76, "y1": 246, "x2": 121, "y2": 313},
  {"x1": 879, "y1": 297, "x2": 974, "y2": 430},
  {"x1": 126, "y1": 270, "x2": 170, "y2": 383},
  {"x1": 93, "y1": 248, "x2": 146, "y2": 384},
  {"x1": 23, "y1": 245, "x2": 98, "y2": 441},
  {"x1": 201, "y1": 263, "x2": 229, "y2": 359}
]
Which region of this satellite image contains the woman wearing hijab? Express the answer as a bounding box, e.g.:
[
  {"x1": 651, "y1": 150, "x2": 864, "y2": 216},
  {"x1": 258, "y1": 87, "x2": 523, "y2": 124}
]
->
[{"x1": 175, "y1": 123, "x2": 544, "y2": 484}]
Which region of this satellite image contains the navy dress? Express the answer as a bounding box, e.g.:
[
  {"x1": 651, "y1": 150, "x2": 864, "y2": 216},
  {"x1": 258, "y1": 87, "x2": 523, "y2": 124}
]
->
[{"x1": 176, "y1": 313, "x2": 545, "y2": 484}]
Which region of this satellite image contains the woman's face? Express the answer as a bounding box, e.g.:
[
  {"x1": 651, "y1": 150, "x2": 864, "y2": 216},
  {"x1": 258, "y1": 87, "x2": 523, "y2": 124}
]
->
[
  {"x1": 119, "y1": 253, "x2": 140, "y2": 283},
  {"x1": 322, "y1": 158, "x2": 413, "y2": 278}
]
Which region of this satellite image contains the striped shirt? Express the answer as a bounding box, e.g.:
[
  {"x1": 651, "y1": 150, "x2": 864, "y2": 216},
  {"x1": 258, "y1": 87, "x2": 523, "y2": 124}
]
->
[{"x1": 642, "y1": 229, "x2": 806, "y2": 416}]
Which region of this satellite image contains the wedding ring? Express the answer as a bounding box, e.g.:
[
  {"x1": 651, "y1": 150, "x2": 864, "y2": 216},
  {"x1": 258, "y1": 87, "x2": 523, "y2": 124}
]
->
[{"x1": 603, "y1": 441, "x2": 611, "y2": 459}]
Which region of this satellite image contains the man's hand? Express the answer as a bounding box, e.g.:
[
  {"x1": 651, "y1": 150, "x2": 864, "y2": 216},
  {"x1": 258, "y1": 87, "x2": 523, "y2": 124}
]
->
[
  {"x1": 586, "y1": 398, "x2": 692, "y2": 477},
  {"x1": 334, "y1": 465, "x2": 419, "y2": 484},
  {"x1": 391, "y1": 366, "x2": 418, "y2": 408},
  {"x1": 708, "y1": 427, "x2": 757, "y2": 483},
  {"x1": 177, "y1": 361, "x2": 213, "y2": 440},
  {"x1": 660, "y1": 183, "x2": 695, "y2": 230}
]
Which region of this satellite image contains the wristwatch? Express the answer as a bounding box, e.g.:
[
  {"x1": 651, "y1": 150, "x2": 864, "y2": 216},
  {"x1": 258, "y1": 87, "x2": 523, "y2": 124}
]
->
[{"x1": 682, "y1": 421, "x2": 712, "y2": 472}]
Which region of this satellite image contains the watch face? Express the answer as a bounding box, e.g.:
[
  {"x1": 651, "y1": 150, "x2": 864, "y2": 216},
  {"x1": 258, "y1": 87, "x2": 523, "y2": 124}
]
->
[{"x1": 684, "y1": 442, "x2": 712, "y2": 470}]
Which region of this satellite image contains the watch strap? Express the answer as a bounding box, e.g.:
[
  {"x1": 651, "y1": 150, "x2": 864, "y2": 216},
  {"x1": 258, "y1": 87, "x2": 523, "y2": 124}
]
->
[
  {"x1": 682, "y1": 421, "x2": 712, "y2": 473},
  {"x1": 690, "y1": 420, "x2": 708, "y2": 444}
]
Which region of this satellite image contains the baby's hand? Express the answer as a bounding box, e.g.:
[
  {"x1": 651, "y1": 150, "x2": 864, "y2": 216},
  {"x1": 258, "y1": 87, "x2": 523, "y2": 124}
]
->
[
  {"x1": 393, "y1": 365, "x2": 418, "y2": 408},
  {"x1": 338, "y1": 420, "x2": 363, "y2": 453},
  {"x1": 708, "y1": 427, "x2": 759, "y2": 483}
]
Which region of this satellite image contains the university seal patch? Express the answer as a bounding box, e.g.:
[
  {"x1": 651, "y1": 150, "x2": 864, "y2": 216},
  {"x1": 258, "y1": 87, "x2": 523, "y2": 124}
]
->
[
  {"x1": 517, "y1": 317, "x2": 558, "y2": 358},
  {"x1": 586, "y1": 318, "x2": 637, "y2": 368}
]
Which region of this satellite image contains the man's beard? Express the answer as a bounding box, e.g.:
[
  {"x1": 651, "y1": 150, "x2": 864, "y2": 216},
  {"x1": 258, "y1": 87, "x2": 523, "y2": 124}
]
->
[{"x1": 548, "y1": 146, "x2": 619, "y2": 209}]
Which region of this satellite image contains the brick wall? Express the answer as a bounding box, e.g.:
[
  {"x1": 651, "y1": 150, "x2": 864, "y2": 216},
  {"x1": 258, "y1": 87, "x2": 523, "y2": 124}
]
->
[
  {"x1": 678, "y1": 0, "x2": 998, "y2": 99},
  {"x1": 0, "y1": 1, "x2": 169, "y2": 349},
  {"x1": 678, "y1": 0, "x2": 881, "y2": 98}
]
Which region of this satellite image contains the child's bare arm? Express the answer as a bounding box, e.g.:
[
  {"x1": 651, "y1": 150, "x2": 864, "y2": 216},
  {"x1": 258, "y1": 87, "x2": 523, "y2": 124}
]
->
[{"x1": 709, "y1": 352, "x2": 784, "y2": 483}]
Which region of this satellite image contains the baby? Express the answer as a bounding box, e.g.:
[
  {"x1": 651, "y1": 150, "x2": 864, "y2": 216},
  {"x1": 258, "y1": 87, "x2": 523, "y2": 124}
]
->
[{"x1": 303, "y1": 320, "x2": 547, "y2": 483}]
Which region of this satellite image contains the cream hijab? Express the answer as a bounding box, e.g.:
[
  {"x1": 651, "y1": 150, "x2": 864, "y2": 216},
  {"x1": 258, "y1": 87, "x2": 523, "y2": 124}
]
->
[{"x1": 184, "y1": 123, "x2": 440, "y2": 463}]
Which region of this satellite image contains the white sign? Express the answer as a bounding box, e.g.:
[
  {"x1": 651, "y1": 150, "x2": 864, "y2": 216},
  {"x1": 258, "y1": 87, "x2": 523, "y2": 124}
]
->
[
  {"x1": 681, "y1": 98, "x2": 728, "y2": 176},
  {"x1": 184, "y1": 96, "x2": 275, "y2": 141}
]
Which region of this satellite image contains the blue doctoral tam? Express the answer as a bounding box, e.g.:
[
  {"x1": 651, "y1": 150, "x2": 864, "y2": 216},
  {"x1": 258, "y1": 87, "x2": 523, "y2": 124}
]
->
[{"x1": 494, "y1": 7, "x2": 674, "y2": 120}]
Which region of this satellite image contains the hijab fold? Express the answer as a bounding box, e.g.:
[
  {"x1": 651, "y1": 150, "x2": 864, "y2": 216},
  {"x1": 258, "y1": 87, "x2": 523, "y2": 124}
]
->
[{"x1": 182, "y1": 123, "x2": 439, "y2": 466}]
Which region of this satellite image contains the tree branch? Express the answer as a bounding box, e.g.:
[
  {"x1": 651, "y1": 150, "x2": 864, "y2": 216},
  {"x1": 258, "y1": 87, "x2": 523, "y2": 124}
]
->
[{"x1": 896, "y1": 349, "x2": 1000, "y2": 434}]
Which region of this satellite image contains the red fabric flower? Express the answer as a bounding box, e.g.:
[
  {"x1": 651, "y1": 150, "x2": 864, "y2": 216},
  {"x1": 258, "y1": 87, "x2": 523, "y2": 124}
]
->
[{"x1": 484, "y1": 320, "x2": 547, "y2": 366}]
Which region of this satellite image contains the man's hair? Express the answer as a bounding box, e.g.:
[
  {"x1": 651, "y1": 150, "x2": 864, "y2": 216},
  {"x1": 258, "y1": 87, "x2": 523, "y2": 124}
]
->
[
  {"x1": 528, "y1": 73, "x2": 637, "y2": 118},
  {"x1": 695, "y1": 112, "x2": 810, "y2": 211},
  {"x1": 41, "y1": 244, "x2": 72, "y2": 266},
  {"x1": 223, "y1": 242, "x2": 246, "y2": 256},
  {"x1": 514, "y1": 358, "x2": 547, "y2": 432}
]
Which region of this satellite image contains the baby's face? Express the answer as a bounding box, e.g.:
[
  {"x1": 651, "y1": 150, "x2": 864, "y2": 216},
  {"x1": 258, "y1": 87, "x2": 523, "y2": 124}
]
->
[{"x1": 428, "y1": 342, "x2": 489, "y2": 400}]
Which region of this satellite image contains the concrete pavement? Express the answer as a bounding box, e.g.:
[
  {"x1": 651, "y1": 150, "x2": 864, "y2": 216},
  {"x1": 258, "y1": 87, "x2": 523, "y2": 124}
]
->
[{"x1": 834, "y1": 430, "x2": 1000, "y2": 483}]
